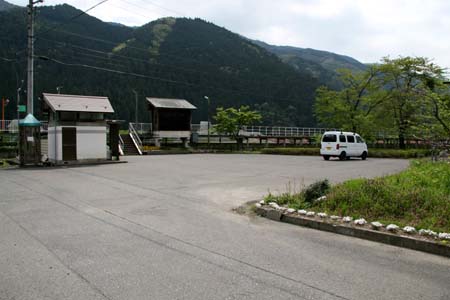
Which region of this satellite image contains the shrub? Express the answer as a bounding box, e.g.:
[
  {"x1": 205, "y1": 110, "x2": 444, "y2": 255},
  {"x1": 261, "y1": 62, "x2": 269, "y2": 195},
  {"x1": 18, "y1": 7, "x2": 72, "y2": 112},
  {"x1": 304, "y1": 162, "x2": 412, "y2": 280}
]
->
[{"x1": 304, "y1": 179, "x2": 330, "y2": 203}]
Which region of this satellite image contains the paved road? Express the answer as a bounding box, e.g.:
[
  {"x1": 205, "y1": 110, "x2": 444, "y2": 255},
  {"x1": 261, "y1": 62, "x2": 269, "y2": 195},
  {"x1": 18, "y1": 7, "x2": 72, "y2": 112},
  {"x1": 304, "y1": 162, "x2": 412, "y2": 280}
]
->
[{"x1": 0, "y1": 155, "x2": 449, "y2": 300}]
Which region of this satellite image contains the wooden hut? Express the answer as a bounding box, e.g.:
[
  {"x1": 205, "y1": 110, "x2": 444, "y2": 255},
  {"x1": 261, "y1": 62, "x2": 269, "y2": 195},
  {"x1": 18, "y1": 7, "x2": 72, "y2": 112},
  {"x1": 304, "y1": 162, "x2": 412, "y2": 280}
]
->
[
  {"x1": 147, "y1": 97, "x2": 196, "y2": 146},
  {"x1": 42, "y1": 93, "x2": 115, "y2": 164}
]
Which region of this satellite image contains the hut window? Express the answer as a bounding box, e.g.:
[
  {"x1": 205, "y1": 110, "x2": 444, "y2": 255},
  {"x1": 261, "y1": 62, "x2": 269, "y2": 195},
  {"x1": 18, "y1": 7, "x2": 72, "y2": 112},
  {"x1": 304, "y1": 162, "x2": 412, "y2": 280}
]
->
[
  {"x1": 60, "y1": 112, "x2": 77, "y2": 121},
  {"x1": 80, "y1": 112, "x2": 104, "y2": 121}
]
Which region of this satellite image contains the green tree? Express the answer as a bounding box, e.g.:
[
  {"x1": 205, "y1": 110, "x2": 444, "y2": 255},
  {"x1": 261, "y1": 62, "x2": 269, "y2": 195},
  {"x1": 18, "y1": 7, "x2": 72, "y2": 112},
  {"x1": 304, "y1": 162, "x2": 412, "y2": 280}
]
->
[
  {"x1": 377, "y1": 57, "x2": 445, "y2": 148},
  {"x1": 213, "y1": 105, "x2": 261, "y2": 149},
  {"x1": 314, "y1": 66, "x2": 382, "y2": 135}
]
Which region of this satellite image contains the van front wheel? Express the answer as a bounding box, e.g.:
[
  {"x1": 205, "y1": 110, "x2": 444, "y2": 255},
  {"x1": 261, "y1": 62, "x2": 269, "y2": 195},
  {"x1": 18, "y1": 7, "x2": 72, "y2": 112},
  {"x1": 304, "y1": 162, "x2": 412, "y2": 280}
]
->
[
  {"x1": 339, "y1": 151, "x2": 347, "y2": 161},
  {"x1": 361, "y1": 151, "x2": 368, "y2": 160},
  {"x1": 323, "y1": 155, "x2": 330, "y2": 161}
]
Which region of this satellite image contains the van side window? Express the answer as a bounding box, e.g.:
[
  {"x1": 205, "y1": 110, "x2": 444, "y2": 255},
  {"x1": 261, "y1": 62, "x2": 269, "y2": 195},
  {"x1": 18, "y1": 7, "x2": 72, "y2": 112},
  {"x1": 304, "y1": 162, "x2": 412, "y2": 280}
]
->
[
  {"x1": 347, "y1": 135, "x2": 355, "y2": 143},
  {"x1": 322, "y1": 134, "x2": 337, "y2": 142},
  {"x1": 339, "y1": 135, "x2": 346, "y2": 143},
  {"x1": 356, "y1": 136, "x2": 363, "y2": 143}
]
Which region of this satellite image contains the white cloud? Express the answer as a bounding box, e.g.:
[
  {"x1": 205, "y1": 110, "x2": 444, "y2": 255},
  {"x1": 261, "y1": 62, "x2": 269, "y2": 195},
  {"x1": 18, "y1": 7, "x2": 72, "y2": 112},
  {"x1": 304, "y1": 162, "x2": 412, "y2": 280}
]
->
[{"x1": 8, "y1": 0, "x2": 450, "y2": 68}]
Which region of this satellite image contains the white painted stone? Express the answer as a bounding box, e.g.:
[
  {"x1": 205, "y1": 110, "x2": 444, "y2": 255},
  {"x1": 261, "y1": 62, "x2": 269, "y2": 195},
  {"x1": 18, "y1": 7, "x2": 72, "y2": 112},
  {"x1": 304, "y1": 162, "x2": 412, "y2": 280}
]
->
[
  {"x1": 403, "y1": 226, "x2": 416, "y2": 234},
  {"x1": 269, "y1": 202, "x2": 280, "y2": 209},
  {"x1": 317, "y1": 212, "x2": 328, "y2": 218},
  {"x1": 298, "y1": 210, "x2": 307, "y2": 215},
  {"x1": 371, "y1": 221, "x2": 383, "y2": 229},
  {"x1": 286, "y1": 208, "x2": 296, "y2": 213},
  {"x1": 342, "y1": 216, "x2": 353, "y2": 223},
  {"x1": 330, "y1": 215, "x2": 340, "y2": 220},
  {"x1": 419, "y1": 229, "x2": 438, "y2": 237},
  {"x1": 386, "y1": 224, "x2": 400, "y2": 232},
  {"x1": 255, "y1": 203, "x2": 262, "y2": 208},
  {"x1": 259, "y1": 200, "x2": 265, "y2": 205},
  {"x1": 438, "y1": 232, "x2": 450, "y2": 240},
  {"x1": 354, "y1": 218, "x2": 367, "y2": 226},
  {"x1": 306, "y1": 211, "x2": 315, "y2": 217},
  {"x1": 316, "y1": 196, "x2": 327, "y2": 202}
]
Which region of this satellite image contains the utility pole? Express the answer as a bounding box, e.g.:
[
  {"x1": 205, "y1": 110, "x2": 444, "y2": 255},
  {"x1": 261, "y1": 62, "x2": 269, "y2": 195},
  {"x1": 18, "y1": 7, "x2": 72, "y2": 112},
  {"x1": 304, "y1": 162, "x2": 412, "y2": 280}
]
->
[
  {"x1": 132, "y1": 89, "x2": 138, "y2": 124},
  {"x1": 204, "y1": 96, "x2": 210, "y2": 147},
  {"x1": 26, "y1": 0, "x2": 43, "y2": 115}
]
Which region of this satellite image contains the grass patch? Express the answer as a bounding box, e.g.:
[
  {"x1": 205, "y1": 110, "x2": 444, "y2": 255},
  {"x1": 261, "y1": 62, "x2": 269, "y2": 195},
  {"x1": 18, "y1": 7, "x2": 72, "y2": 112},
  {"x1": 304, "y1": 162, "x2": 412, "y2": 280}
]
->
[
  {"x1": 261, "y1": 148, "x2": 319, "y2": 156},
  {"x1": 261, "y1": 147, "x2": 431, "y2": 159},
  {"x1": 265, "y1": 180, "x2": 330, "y2": 210},
  {"x1": 0, "y1": 159, "x2": 9, "y2": 168},
  {"x1": 266, "y1": 160, "x2": 450, "y2": 233}
]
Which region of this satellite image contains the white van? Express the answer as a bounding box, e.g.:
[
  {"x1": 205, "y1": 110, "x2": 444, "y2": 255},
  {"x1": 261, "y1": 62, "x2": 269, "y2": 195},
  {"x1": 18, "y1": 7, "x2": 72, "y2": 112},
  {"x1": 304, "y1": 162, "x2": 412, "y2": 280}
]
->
[{"x1": 320, "y1": 131, "x2": 368, "y2": 160}]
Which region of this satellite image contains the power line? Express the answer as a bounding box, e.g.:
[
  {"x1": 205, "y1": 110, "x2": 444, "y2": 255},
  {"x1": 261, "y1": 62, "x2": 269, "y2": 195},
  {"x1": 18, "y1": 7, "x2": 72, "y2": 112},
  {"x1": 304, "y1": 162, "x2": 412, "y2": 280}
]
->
[
  {"x1": 37, "y1": 28, "x2": 232, "y2": 70},
  {"x1": 36, "y1": 55, "x2": 300, "y2": 104},
  {"x1": 35, "y1": 0, "x2": 111, "y2": 39},
  {"x1": 122, "y1": 0, "x2": 185, "y2": 17},
  {"x1": 37, "y1": 37, "x2": 215, "y2": 76}
]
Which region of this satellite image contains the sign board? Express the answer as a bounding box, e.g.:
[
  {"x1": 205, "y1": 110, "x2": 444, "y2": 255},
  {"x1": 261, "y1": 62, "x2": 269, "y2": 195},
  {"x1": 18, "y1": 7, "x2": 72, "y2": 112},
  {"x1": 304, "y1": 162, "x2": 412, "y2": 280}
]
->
[{"x1": 17, "y1": 105, "x2": 26, "y2": 112}]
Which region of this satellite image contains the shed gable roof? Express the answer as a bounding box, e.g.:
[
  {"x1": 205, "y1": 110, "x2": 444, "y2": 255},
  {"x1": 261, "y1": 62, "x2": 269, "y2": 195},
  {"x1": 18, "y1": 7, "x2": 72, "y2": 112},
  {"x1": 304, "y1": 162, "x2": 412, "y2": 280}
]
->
[
  {"x1": 43, "y1": 93, "x2": 114, "y2": 113},
  {"x1": 146, "y1": 97, "x2": 196, "y2": 110}
]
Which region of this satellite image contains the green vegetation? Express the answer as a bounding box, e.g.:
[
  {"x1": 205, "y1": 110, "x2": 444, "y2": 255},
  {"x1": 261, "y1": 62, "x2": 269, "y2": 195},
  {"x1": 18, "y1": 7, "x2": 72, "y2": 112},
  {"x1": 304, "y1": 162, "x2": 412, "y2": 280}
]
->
[
  {"x1": 261, "y1": 147, "x2": 319, "y2": 156},
  {"x1": 315, "y1": 57, "x2": 450, "y2": 148},
  {"x1": 260, "y1": 147, "x2": 431, "y2": 158},
  {"x1": 266, "y1": 161, "x2": 450, "y2": 232},
  {"x1": 213, "y1": 106, "x2": 261, "y2": 149},
  {"x1": 0, "y1": 159, "x2": 9, "y2": 168}
]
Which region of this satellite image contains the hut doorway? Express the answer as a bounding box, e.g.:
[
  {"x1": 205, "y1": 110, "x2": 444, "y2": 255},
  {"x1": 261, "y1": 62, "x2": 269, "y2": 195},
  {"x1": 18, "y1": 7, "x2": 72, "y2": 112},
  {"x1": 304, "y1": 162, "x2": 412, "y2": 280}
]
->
[{"x1": 62, "y1": 127, "x2": 77, "y2": 161}]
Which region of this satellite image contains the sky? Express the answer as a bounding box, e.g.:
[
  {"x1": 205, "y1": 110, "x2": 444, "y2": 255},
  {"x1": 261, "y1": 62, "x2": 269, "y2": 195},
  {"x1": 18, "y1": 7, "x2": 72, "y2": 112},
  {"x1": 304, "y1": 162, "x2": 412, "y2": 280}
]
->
[{"x1": 9, "y1": 0, "x2": 450, "y2": 69}]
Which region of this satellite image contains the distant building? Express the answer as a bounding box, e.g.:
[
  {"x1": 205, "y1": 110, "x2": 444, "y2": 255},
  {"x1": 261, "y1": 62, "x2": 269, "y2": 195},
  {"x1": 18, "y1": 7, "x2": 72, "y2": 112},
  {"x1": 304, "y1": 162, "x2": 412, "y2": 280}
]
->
[
  {"x1": 42, "y1": 93, "x2": 116, "y2": 164},
  {"x1": 147, "y1": 97, "x2": 197, "y2": 146}
]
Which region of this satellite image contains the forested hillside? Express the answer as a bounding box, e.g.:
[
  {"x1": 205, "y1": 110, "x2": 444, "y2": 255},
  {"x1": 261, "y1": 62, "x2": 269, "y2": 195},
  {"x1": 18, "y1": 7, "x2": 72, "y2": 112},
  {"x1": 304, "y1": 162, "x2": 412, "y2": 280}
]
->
[
  {"x1": 253, "y1": 40, "x2": 367, "y2": 88},
  {"x1": 0, "y1": 2, "x2": 357, "y2": 126}
]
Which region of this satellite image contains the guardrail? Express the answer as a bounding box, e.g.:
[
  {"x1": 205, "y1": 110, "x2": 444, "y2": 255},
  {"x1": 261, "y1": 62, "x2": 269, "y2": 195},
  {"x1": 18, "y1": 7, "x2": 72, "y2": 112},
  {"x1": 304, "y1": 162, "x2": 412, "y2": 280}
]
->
[{"x1": 129, "y1": 122, "x2": 143, "y2": 155}]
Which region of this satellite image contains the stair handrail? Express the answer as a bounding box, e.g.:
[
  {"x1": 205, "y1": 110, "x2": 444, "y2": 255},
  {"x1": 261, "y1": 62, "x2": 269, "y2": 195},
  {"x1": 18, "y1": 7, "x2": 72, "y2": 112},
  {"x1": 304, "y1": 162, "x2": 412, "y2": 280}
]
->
[
  {"x1": 129, "y1": 123, "x2": 143, "y2": 155},
  {"x1": 118, "y1": 134, "x2": 125, "y2": 156}
]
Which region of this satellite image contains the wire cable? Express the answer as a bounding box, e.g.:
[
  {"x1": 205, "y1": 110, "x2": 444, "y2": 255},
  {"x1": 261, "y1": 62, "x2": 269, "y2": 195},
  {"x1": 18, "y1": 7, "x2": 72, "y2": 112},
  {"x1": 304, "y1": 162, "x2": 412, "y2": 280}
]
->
[{"x1": 35, "y1": 0, "x2": 111, "y2": 39}]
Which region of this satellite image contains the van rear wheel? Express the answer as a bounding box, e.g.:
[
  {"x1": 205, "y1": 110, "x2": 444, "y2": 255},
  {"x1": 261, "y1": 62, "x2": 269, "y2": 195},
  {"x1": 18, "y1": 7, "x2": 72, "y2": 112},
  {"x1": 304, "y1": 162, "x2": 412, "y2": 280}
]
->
[
  {"x1": 339, "y1": 151, "x2": 347, "y2": 161},
  {"x1": 323, "y1": 155, "x2": 330, "y2": 161},
  {"x1": 361, "y1": 151, "x2": 368, "y2": 160}
]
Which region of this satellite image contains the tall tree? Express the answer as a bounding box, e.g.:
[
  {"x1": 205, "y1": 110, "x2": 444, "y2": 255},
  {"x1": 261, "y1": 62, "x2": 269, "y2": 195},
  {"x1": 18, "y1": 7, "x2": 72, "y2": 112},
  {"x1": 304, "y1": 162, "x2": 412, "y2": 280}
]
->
[
  {"x1": 213, "y1": 105, "x2": 261, "y2": 149},
  {"x1": 314, "y1": 66, "x2": 382, "y2": 135},
  {"x1": 378, "y1": 57, "x2": 445, "y2": 148}
]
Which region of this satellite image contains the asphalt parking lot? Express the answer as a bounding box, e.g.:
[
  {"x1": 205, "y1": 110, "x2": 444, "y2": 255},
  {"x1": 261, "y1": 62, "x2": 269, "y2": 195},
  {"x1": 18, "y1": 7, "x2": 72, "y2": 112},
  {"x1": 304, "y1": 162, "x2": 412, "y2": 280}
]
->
[{"x1": 1, "y1": 155, "x2": 449, "y2": 300}]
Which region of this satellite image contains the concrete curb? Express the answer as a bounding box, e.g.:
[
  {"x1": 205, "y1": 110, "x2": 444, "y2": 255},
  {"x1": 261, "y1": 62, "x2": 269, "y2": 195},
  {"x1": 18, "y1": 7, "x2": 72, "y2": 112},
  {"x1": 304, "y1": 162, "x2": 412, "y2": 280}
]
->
[{"x1": 256, "y1": 207, "x2": 450, "y2": 258}]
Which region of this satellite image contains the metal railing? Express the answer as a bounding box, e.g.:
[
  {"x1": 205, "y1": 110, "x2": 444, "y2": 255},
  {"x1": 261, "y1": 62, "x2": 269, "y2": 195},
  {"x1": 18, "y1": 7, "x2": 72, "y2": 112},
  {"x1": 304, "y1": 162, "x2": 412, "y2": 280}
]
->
[
  {"x1": 0, "y1": 120, "x2": 16, "y2": 132},
  {"x1": 128, "y1": 122, "x2": 143, "y2": 155},
  {"x1": 191, "y1": 124, "x2": 337, "y2": 137},
  {"x1": 242, "y1": 126, "x2": 335, "y2": 137},
  {"x1": 129, "y1": 122, "x2": 152, "y2": 135},
  {"x1": 0, "y1": 120, "x2": 48, "y2": 133},
  {"x1": 118, "y1": 134, "x2": 125, "y2": 156}
]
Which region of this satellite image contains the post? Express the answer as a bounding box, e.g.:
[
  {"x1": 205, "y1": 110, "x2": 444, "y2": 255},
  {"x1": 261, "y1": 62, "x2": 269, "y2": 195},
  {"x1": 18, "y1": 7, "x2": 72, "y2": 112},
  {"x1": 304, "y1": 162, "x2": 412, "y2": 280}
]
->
[
  {"x1": 204, "y1": 96, "x2": 210, "y2": 147},
  {"x1": 132, "y1": 89, "x2": 138, "y2": 124},
  {"x1": 26, "y1": 0, "x2": 42, "y2": 115},
  {"x1": 26, "y1": 0, "x2": 34, "y2": 115},
  {"x1": 1, "y1": 98, "x2": 4, "y2": 130}
]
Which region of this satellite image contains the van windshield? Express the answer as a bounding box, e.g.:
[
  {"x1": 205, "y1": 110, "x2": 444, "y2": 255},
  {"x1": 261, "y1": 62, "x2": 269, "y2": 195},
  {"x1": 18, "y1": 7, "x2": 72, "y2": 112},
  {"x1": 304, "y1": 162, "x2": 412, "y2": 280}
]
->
[{"x1": 322, "y1": 134, "x2": 337, "y2": 142}]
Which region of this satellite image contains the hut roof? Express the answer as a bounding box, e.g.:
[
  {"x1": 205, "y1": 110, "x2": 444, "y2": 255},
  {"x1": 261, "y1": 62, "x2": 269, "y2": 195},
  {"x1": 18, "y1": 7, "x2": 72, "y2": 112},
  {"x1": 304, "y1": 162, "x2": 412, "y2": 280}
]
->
[
  {"x1": 146, "y1": 97, "x2": 196, "y2": 110},
  {"x1": 43, "y1": 93, "x2": 114, "y2": 113}
]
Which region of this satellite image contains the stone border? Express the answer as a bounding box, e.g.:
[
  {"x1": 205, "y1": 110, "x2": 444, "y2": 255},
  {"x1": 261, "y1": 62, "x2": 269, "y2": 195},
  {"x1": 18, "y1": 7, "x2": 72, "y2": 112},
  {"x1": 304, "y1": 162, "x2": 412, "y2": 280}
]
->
[{"x1": 256, "y1": 206, "x2": 450, "y2": 258}]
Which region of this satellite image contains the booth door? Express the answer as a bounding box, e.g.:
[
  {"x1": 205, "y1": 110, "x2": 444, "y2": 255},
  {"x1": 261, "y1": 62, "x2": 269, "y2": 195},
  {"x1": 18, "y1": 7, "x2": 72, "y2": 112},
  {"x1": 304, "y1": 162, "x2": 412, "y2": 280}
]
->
[{"x1": 62, "y1": 127, "x2": 77, "y2": 161}]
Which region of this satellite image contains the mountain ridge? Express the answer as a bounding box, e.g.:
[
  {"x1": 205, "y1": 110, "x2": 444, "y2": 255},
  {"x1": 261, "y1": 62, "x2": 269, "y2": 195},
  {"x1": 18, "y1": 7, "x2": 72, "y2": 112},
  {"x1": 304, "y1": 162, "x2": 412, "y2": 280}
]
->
[{"x1": 0, "y1": 2, "x2": 365, "y2": 126}]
